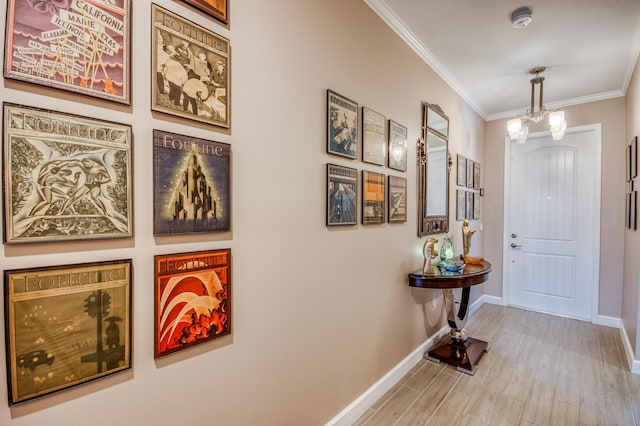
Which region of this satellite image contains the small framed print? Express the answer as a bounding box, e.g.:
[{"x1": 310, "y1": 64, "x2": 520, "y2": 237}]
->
[
  {"x1": 181, "y1": 0, "x2": 228, "y2": 24},
  {"x1": 466, "y1": 191, "x2": 474, "y2": 219},
  {"x1": 388, "y1": 120, "x2": 407, "y2": 172},
  {"x1": 473, "y1": 192, "x2": 480, "y2": 219},
  {"x1": 632, "y1": 137, "x2": 638, "y2": 180},
  {"x1": 457, "y1": 154, "x2": 466, "y2": 186},
  {"x1": 5, "y1": 260, "x2": 132, "y2": 405},
  {"x1": 3, "y1": 103, "x2": 133, "y2": 244},
  {"x1": 327, "y1": 164, "x2": 357, "y2": 226},
  {"x1": 155, "y1": 249, "x2": 231, "y2": 358},
  {"x1": 327, "y1": 90, "x2": 358, "y2": 159},
  {"x1": 362, "y1": 170, "x2": 385, "y2": 224},
  {"x1": 466, "y1": 159, "x2": 474, "y2": 188},
  {"x1": 4, "y1": 0, "x2": 131, "y2": 104},
  {"x1": 632, "y1": 191, "x2": 638, "y2": 231},
  {"x1": 153, "y1": 130, "x2": 231, "y2": 235},
  {"x1": 388, "y1": 175, "x2": 407, "y2": 223},
  {"x1": 473, "y1": 162, "x2": 481, "y2": 190},
  {"x1": 362, "y1": 107, "x2": 386, "y2": 166},
  {"x1": 456, "y1": 190, "x2": 466, "y2": 221},
  {"x1": 152, "y1": 4, "x2": 230, "y2": 128},
  {"x1": 627, "y1": 144, "x2": 632, "y2": 182}
]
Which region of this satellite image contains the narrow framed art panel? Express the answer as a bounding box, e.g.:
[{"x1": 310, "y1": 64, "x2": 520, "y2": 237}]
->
[
  {"x1": 4, "y1": 259, "x2": 132, "y2": 405},
  {"x1": 466, "y1": 159, "x2": 474, "y2": 188},
  {"x1": 632, "y1": 137, "x2": 638, "y2": 181},
  {"x1": 457, "y1": 154, "x2": 466, "y2": 187},
  {"x1": 465, "y1": 191, "x2": 474, "y2": 219},
  {"x1": 3, "y1": 103, "x2": 133, "y2": 244},
  {"x1": 4, "y1": 0, "x2": 131, "y2": 104},
  {"x1": 152, "y1": 4, "x2": 230, "y2": 128},
  {"x1": 473, "y1": 192, "x2": 480, "y2": 219},
  {"x1": 327, "y1": 90, "x2": 358, "y2": 159},
  {"x1": 362, "y1": 170, "x2": 385, "y2": 224},
  {"x1": 181, "y1": 0, "x2": 228, "y2": 24},
  {"x1": 153, "y1": 130, "x2": 230, "y2": 235},
  {"x1": 155, "y1": 249, "x2": 231, "y2": 358},
  {"x1": 456, "y1": 189, "x2": 465, "y2": 221},
  {"x1": 327, "y1": 164, "x2": 357, "y2": 226},
  {"x1": 362, "y1": 107, "x2": 386, "y2": 166},
  {"x1": 388, "y1": 120, "x2": 407, "y2": 172},
  {"x1": 627, "y1": 144, "x2": 632, "y2": 183},
  {"x1": 473, "y1": 162, "x2": 481, "y2": 190},
  {"x1": 388, "y1": 175, "x2": 407, "y2": 223}
]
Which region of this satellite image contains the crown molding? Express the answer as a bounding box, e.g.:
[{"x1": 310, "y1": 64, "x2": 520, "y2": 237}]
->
[
  {"x1": 364, "y1": 0, "x2": 488, "y2": 121},
  {"x1": 486, "y1": 90, "x2": 625, "y2": 122}
]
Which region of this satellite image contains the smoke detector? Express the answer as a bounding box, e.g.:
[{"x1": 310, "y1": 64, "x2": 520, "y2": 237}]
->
[{"x1": 510, "y1": 6, "x2": 533, "y2": 28}]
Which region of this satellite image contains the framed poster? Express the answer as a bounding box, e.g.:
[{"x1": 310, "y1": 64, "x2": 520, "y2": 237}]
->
[
  {"x1": 632, "y1": 137, "x2": 638, "y2": 181},
  {"x1": 457, "y1": 154, "x2": 466, "y2": 187},
  {"x1": 362, "y1": 170, "x2": 385, "y2": 224},
  {"x1": 362, "y1": 107, "x2": 386, "y2": 166},
  {"x1": 388, "y1": 120, "x2": 407, "y2": 172},
  {"x1": 4, "y1": 259, "x2": 132, "y2": 405},
  {"x1": 155, "y1": 249, "x2": 231, "y2": 358},
  {"x1": 627, "y1": 144, "x2": 633, "y2": 183},
  {"x1": 327, "y1": 90, "x2": 358, "y2": 159},
  {"x1": 4, "y1": 0, "x2": 131, "y2": 104},
  {"x1": 388, "y1": 175, "x2": 407, "y2": 223},
  {"x1": 473, "y1": 162, "x2": 481, "y2": 190},
  {"x1": 181, "y1": 0, "x2": 228, "y2": 24},
  {"x1": 3, "y1": 103, "x2": 133, "y2": 244},
  {"x1": 466, "y1": 159, "x2": 474, "y2": 188},
  {"x1": 456, "y1": 189, "x2": 465, "y2": 221},
  {"x1": 465, "y1": 191, "x2": 474, "y2": 219},
  {"x1": 153, "y1": 130, "x2": 230, "y2": 235},
  {"x1": 152, "y1": 4, "x2": 230, "y2": 128},
  {"x1": 473, "y1": 192, "x2": 480, "y2": 219},
  {"x1": 632, "y1": 191, "x2": 638, "y2": 231},
  {"x1": 327, "y1": 164, "x2": 357, "y2": 226}
]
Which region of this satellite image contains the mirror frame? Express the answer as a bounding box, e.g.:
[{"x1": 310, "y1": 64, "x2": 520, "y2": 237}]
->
[{"x1": 417, "y1": 102, "x2": 451, "y2": 236}]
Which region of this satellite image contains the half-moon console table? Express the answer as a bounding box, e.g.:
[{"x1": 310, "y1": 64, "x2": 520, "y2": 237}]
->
[{"x1": 408, "y1": 261, "x2": 492, "y2": 375}]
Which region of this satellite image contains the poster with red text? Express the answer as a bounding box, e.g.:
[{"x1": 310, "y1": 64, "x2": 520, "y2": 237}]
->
[
  {"x1": 4, "y1": 0, "x2": 130, "y2": 104},
  {"x1": 154, "y1": 249, "x2": 231, "y2": 358}
]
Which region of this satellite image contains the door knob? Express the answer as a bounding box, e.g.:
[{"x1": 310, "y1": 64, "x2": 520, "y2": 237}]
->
[
  {"x1": 510, "y1": 243, "x2": 522, "y2": 248},
  {"x1": 511, "y1": 233, "x2": 517, "y2": 238}
]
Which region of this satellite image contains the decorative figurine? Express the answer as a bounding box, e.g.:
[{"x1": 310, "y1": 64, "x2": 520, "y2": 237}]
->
[
  {"x1": 461, "y1": 219, "x2": 484, "y2": 265},
  {"x1": 422, "y1": 237, "x2": 439, "y2": 274},
  {"x1": 462, "y1": 219, "x2": 476, "y2": 257},
  {"x1": 440, "y1": 236, "x2": 455, "y2": 263}
]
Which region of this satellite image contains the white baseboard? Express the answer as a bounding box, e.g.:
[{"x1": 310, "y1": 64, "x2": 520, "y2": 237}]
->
[
  {"x1": 482, "y1": 295, "x2": 505, "y2": 306},
  {"x1": 595, "y1": 315, "x2": 621, "y2": 328},
  {"x1": 325, "y1": 325, "x2": 449, "y2": 426},
  {"x1": 619, "y1": 322, "x2": 640, "y2": 375}
]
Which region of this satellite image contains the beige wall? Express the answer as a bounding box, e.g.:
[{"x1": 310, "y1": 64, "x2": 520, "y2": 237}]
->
[
  {"x1": 484, "y1": 97, "x2": 626, "y2": 318},
  {"x1": 624, "y1": 55, "x2": 640, "y2": 353},
  {"x1": 0, "y1": 1, "x2": 485, "y2": 424}
]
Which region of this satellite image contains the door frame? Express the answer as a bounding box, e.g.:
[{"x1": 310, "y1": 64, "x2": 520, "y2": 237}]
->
[{"x1": 502, "y1": 123, "x2": 602, "y2": 322}]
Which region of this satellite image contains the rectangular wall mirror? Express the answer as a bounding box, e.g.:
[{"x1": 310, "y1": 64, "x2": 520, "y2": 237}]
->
[{"x1": 418, "y1": 103, "x2": 450, "y2": 236}]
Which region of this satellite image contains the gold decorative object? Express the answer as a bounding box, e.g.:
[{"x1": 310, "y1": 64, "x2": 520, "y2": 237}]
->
[{"x1": 461, "y1": 219, "x2": 484, "y2": 264}]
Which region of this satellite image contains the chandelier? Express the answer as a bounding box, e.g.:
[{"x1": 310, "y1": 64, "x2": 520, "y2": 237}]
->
[{"x1": 507, "y1": 66, "x2": 567, "y2": 144}]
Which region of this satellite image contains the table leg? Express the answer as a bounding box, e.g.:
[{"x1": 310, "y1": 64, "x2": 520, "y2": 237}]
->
[{"x1": 425, "y1": 287, "x2": 489, "y2": 375}]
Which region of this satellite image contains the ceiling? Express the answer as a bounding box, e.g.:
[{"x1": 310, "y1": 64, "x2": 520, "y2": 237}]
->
[{"x1": 365, "y1": 0, "x2": 640, "y2": 121}]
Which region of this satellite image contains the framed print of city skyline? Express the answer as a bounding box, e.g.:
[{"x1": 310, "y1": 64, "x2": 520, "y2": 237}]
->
[
  {"x1": 153, "y1": 129, "x2": 230, "y2": 235},
  {"x1": 327, "y1": 90, "x2": 358, "y2": 159}
]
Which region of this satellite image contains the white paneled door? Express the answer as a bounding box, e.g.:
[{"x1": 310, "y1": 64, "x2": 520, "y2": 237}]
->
[{"x1": 507, "y1": 128, "x2": 598, "y2": 320}]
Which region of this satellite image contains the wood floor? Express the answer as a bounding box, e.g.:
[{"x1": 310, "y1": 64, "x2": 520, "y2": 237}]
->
[{"x1": 353, "y1": 304, "x2": 640, "y2": 426}]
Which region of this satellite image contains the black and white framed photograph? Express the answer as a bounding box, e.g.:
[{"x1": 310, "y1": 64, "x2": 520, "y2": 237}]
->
[
  {"x1": 388, "y1": 120, "x2": 407, "y2": 172},
  {"x1": 457, "y1": 154, "x2": 466, "y2": 187},
  {"x1": 456, "y1": 189, "x2": 466, "y2": 221},
  {"x1": 388, "y1": 175, "x2": 407, "y2": 223},
  {"x1": 466, "y1": 191, "x2": 474, "y2": 219},
  {"x1": 473, "y1": 162, "x2": 481, "y2": 190},
  {"x1": 327, "y1": 90, "x2": 358, "y2": 159},
  {"x1": 466, "y1": 159, "x2": 474, "y2": 188},
  {"x1": 473, "y1": 192, "x2": 480, "y2": 219},
  {"x1": 327, "y1": 164, "x2": 357, "y2": 226},
  {"x1": 362, "y1": 107, "x2": 386, "y2": 166}
]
